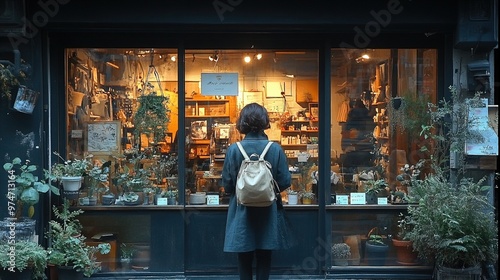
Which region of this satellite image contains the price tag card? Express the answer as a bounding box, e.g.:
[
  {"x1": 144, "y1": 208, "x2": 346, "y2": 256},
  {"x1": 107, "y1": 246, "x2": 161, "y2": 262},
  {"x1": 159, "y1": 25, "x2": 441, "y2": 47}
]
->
[
  {"x1": 157, "y1": 198, "x2": 168, "y2": 205},
  {"x1": 206, "y1": 195, "x2": 219, "y2": 205},
  {"x1": 336, "y1": 195, "x2": 349, "y2": 205},
  {"x1": 350, "y1": 193, "x2": 366, "y2": 204},
  {"x1": 378, "y1": 197, "x2": 388, "y2": 205}
]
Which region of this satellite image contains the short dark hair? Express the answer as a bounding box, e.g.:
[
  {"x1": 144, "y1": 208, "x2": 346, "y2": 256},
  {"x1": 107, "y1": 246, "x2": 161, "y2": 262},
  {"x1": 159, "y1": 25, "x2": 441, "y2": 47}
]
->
[{"x1": 236, "y1": 103, "x2": 271, "y2": 134}]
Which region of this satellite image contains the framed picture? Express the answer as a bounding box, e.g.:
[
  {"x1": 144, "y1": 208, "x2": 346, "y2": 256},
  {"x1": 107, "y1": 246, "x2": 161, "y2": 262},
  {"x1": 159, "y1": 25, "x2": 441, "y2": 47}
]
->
[
  {"x1": 309, "y1": 103, "x2": 319, "y2": 118},
  {"x1": 191, "y1": 120, "x2": 208, "y2": 140},
  {"x1": 86, "y1": 121, "x2": 121, "y2": 155}
]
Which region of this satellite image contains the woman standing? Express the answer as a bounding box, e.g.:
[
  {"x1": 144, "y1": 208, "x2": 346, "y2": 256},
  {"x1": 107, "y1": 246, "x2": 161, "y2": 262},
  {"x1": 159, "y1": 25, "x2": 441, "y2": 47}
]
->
[{"x1": 222, "y1": 103, "x2": 292, "y2": 280}]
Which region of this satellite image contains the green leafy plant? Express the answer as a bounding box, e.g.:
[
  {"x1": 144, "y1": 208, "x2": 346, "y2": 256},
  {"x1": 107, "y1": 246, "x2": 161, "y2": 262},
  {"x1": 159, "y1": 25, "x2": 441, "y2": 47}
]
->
[
  {"x1": 133, "y1": 91, "x2": 171, "y2": 144},
  {"x1": 0, "y1": 63, "x2": 23, "y2": 101},
  {"x1": 363, "y1": 179, "x2": 388, "y2": 195},
  {"x1": 406, "y1": 169, "x2": 498, "y2": 269},
  {"x1": 46, "y1": 199, "x2": 110, "y2": 277},
  {"x1": 331, "y1": 243, "x2": 352, "y2": 259},
  {"x1": 161, "y1": 189, "x2": 178, "y2": 198},
  {"x1": 367, "y1": 227, "x2": 386, "y2": 246},
  {"x1": 404, "y1": 86, "x2": 498, "y2": 269},
  {"x1": 86, "y1": 162, "x2": 110, "y2": 198},
  {"x1": 0, "y1": 240, "x2": 48, "y2": 279},
  {"x1": 51, "y1": 151, "x2": 93, "y2": 179},
  {"x1": 300, "y1": 191, "x2": 315, "y2": 200},
  {"x1": 3, "y1": 157, "x2": 60, "y2": 218}
]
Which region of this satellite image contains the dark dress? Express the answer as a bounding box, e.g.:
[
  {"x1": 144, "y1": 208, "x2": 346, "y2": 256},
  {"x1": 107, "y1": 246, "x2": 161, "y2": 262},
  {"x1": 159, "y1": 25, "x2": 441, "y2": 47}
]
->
[{"x1": 222, "y1": 131, "x2": 292, "y2": 252}]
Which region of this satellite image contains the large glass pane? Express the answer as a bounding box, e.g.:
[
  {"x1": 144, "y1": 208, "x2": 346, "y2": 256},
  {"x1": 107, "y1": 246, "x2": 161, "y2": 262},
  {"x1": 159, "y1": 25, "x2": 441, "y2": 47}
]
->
[
  {"x1": 329, "y1": 48, "x2": 437, "y2": 267},
  {"x1": 184, "y1": 49, "x2": 319, "y2": 205},
  {"x1": 63, "y1": 48, "x2": 178, "y2": 274}
]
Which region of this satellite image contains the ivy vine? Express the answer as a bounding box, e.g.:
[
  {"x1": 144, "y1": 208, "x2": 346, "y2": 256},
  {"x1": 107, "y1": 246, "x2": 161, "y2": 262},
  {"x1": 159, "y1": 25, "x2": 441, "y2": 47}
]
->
[{"x1": 133, "y1": 92, "x2": 171, "y2": 144}]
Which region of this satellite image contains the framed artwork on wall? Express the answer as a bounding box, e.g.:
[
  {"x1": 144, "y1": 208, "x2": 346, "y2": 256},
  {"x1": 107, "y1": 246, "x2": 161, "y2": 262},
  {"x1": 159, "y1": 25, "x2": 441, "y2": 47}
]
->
[{"x1": 86, "y1": 121, "x2": 121, "y2": 155}]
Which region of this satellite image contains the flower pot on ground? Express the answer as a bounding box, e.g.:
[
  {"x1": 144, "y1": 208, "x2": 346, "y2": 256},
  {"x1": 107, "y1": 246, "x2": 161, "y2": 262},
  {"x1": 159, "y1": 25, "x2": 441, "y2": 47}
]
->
[{"x1": 404, "y1": 86, "x2": 498, "y2": 277}]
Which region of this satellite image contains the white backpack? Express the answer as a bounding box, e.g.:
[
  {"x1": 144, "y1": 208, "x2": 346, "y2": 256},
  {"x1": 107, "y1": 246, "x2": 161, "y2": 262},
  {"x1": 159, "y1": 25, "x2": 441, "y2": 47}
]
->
[{"x1": 235, "y1": 141, "x2": 277, "y2": 207}]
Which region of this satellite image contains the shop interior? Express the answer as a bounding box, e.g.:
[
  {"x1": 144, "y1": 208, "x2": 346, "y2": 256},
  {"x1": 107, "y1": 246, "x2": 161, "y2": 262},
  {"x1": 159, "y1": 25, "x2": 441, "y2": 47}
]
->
[{"x1": 65, "y1": 47, "x2": 436, "y2": 206}]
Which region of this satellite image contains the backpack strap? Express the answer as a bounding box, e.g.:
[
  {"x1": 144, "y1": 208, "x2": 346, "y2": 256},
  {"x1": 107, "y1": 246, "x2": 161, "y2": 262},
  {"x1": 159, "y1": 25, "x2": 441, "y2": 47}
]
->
[
  {"x1": 235, "y1": 142, "x2": 250, "y2": 160},
  {"x1": 236, "y1": 141, "x2": 273, "y2": 161},
  {"x1": 259, "y1": 141, "x2": 274, "y2": 160}
]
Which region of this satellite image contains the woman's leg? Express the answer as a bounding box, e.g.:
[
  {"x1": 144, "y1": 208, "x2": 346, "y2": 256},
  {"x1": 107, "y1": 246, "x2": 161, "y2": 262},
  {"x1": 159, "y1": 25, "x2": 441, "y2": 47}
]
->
[
  {"x1": 238, "y1": 251, "x2": 254, "y2": 280},
  {"x1": 255, "y1": 249, "x2": 272, "y2": 280}
]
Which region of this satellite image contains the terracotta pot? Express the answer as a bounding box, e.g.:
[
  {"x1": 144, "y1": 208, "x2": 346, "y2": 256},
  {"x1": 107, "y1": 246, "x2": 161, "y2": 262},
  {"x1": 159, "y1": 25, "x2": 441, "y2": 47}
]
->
[{"x1": 392, "y1": 239, "x2": 418, "y2": 265}]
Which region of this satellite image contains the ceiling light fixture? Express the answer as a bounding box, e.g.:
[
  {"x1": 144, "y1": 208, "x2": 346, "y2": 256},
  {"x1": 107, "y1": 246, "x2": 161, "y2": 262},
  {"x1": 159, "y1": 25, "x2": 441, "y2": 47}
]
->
[
  {"x1": 244, "y1": 55, "x2": 252, "y2": 63},
  {"x1": 170, "y1": 55, "x2": 176, "y2": 62},
  {"x1": 255, "y1": 53, "x2": 263, "y2": 60},
  {"x1": 209, "y1": 51, "x2": 219, "y2": 62}
]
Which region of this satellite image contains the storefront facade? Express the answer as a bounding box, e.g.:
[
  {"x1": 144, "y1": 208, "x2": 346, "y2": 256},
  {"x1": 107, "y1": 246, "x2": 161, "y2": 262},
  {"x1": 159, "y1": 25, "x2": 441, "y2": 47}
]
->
[{"x1": 1, "y1": 0, "x2": 497, "y2": 279}]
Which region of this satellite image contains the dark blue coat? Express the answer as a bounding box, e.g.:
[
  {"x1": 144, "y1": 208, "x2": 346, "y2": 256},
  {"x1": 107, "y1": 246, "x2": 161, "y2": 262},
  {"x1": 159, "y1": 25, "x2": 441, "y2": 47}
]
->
[{"x1": 222, "y1": 132, "x2": 291, "y2": 252}]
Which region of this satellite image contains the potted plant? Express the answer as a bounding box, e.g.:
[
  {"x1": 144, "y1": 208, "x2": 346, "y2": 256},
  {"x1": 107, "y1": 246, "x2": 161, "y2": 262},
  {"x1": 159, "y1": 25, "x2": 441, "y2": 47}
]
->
[
  {"x1": 119, "y1": 243, "x2": 135, "y2": 271},
  {"x1": 85, "y1": 163, "x2": 110, "y2": 205},
  {"x1": 162, "y1": 189, "x2": 178, "y2": 205},
  {"x1": 286, "y1": 188, "x2": 299, "y2": 205},
  {"x1": 46, "y1": 199, "x2": 111, "y2": 278},
  {"x1": 331, "y1": 242, "x2": 351, "y2": 266},
  {"x1": 362, "y1": 179, "x2": 388, "y2": 204},
  {"x1": 0, "y1": 240, "x2": 48, "y2": 279},
  {"x1": 300, "y1": 191, "x2": 315, "y2": 205},
  {"x1": 391, "y1": 212, "x2": 418, "y2": 265},
  {"x1": 51, "y1": 151, "x2": 93, "y2": 193},
  {"x1": 364, "y1": 227, "x2": 389, "y2": 266},
  {"x1": 133, "y1": 90, "x2": 171, "y2": 145},
  {"x1": 404, "y1": 86, "x2": 498, "y2": 279},
  {"x1": 3, "y1": 157, "x2": 60, "y2": 218},
  {"x1": 406, "y1": 168, "x2": 498, "y2": 276}
]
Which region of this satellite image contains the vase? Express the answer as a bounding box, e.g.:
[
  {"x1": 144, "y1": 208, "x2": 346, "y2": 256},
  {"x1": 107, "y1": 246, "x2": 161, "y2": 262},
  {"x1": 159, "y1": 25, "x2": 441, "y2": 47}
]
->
[
  {"x1": 288, "y1": 194, "x2": 298, "y2": 205},
  {"x1": 392, "y1": 239, "x2": 418, "y2": 265}
]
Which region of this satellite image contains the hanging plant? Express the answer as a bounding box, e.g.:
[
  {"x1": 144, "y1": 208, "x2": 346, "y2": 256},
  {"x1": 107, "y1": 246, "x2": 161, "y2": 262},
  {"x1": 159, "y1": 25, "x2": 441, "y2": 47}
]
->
[
  {"x1": 132, "y1": 92, "x2": 171, "y2": 144},
  {"x1": 0, "y1": 63, "x2": 21, "y2": 101},
  {"x1": 387, "y1": 93, "x2": 431, "y2": 138}
]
